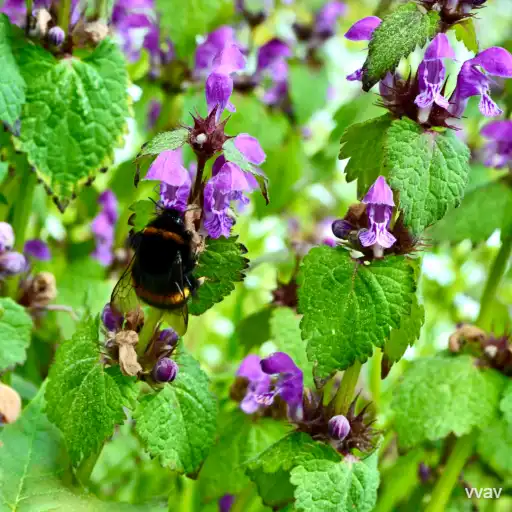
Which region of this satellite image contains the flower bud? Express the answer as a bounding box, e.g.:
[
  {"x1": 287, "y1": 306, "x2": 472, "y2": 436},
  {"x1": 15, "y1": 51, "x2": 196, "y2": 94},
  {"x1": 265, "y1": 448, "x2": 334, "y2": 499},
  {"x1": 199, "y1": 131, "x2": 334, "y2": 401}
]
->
[
  {"x1": 159, "y1": 328, "x2": 179, "y2": 348},
  {"x1": 101, "y1": 303, "x2": 124, "y2": 332},
  {"x1": 48, "y1": 26, "x2": 65, "y2": 47},
  {"x1": 0, "y1": 222, "x2": 14, "y2": 252},
  {"x1": 0, "y1": 251, "x2": 26, "y2": 276},
  {"x1": 328, "y1": 414, "x2": 351, "y2": 441},
  {"x1": 332, "y1": 219, "x2": 353, "y2": 240},
  {"x1": 152, "y1": 357, "x2": 179, "y2": 383}
]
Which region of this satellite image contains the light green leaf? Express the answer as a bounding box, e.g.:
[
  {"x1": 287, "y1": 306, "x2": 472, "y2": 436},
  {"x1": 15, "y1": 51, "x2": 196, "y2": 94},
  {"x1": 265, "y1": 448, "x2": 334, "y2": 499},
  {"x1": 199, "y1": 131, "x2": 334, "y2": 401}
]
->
[
  {"x1": 45, "y1": 317, "x2": 126, "y2": 465},
  {"x1": 452, "y1": 19, "x2": 478, "y2": 53},
  {"x1": 134, "y1": 352, "x2": 217, "y2": 475},
  {"x1": 200, "y1": 410, "x2": 289, "y2": 499},
  {"x1": 0, "y1": 15, "x2": 24, "y2": 128},
  {"x1": 136, "y1": 128, "x2": 189, "y2": 158},
  {"x1": 189, "y1": 236, "x2": 249, "y2": 316},
  {"x1": 428, "y1": 179, "x2": 512, "y2": 244},
  {"x1": 105, "y1": 366, "x2": 138, "y2": 410},
  {"x1": 362, "y1": 3, "x2": 439, "y2": 91},
  {"x1": 246, "y1": 432, "x2": 340, "y2": 509},
  {"x1": 384, "y1": 295, "x2": 425, "y2": 363},
  {"x1": 339, "y1": 114, "x2": 393, "y2": 196},
  {"x1": 289, "y1": 64, "x2": 329, "y2": 125},
  {"x1": 501, "y1": 381, "x2": 512, "y2": 427},
  {"x1": 0, "y1": 391, "x2": 163, "y2": 512},
  {"x1": 290, "y1": 454, "x2": 380, "y2": 512},
  {"x1": 298, "y1": 247, "x2": 416, "y2": 380},
  {"x1": 14, "y1": 39, "x2": 130, "y2": 210},
  {"x1": 386, "y1": 118, "x2": 470, "y2": 235},
  {"x1": 271, "y1": 308, "x2": 314, "y2": 389},
  {"x1": 392, "y1": 356, "x2": 506, "y2": 449},
  {"x1": 0, "y1": 297, "x2": 33, "y2": 372},
  {"x1": 129, "y1": 199, "x2": 156, "y2": 232},
  {"x1": 477, "y1": 417, "x2": 512, "y2": 478}
]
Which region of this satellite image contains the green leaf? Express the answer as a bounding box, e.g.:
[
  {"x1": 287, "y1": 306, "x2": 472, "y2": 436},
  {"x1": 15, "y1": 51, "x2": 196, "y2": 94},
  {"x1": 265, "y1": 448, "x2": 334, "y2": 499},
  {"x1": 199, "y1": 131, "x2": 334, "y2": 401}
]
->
[
  {"x1": 289, "y1": 64, "x2": 329, "y2": 125},
  {"x1": 14, "y1": 39, "x2": 130, "y2": 210},
  {"x1": 392, "y1": 356, "x2": 506, "y2": 449},
  {"x1": 200, "y1": 410, "x2": 289, "y2": 499},
  {"x1": 339, "y1": 114, "x2": 393, "y2": 196},
  {"x1": 501, "y1": 381, "x2": 512, "y2": 427},
  {"x1": 0, "y1": 298, "x2": 33, "y2": 372},
  {"x1": 384, "y1": 295, "x2": 424, "y2": 363},
  {"x1": 290, "y1": 453, "x2": 380, "y2": 512},
  {"x1": 45, "y1": 317, "x2": 126, "y2": 465},
  {"x1": 452, "y1": 19, "x2": 478, "y2": 53},
  {"x1": 105, "y1": 366, "x2": 138, "y2": 410},
  {"x1": 246, "y1": 432, "x2": 340, "y2": 508},
  {"x1": 298, "y1": 247, "x2": 416, "y2": 380},
  {"x1": 134, "y1": 352, "x2": 217, "y2": 475},
  {"x1": 271, "y1": 308, "x2": 314, "y2": 389},
  {"x1": 136, "y1": 128, "x2": 189, "y2": 158},
  {"x1": 428, "y1": 179, "x2": 512, "y2": 244},
  {"x1": 477, "y1": 417, "x2": 512, "y2": 477},
  {"x1": 0, "y1": 391, "x2": 162, "y2": 512},
  {"x1": 0, "y1": 15, "x2": 24, "y2": 128},
  {"x1": 129, "y1": 199, "x2": 156, "y2": 232},
  {"x1": 223, "y1": 138, "x2": 269, "y2": 204},
  {"x1": 189, "y1": 236, "x2": 249, "y2": 316},
  {"x1": 362, "y1": 3, "x2": 439, "y2": 91},
  {"x1": 0, "y1": 161, "x2": 8, "y2": 183},
  {"x1": 236, "y1": 307, "x2": 273, "y2": 351},
  {"x1": 386, "y1": 118, "x2": 470, "y2": 235}
]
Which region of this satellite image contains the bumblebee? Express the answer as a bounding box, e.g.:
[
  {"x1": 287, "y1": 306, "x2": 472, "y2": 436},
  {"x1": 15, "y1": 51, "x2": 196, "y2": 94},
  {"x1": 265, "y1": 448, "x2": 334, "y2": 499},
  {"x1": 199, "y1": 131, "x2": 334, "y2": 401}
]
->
[{"x1": 111, "y1": 207, "x2": 198, "y2": 332}]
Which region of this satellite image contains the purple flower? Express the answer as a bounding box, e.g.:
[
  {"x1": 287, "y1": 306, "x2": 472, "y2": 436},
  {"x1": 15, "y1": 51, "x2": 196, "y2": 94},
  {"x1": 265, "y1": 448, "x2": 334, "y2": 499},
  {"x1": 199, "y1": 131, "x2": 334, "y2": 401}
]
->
[
  {"x1": 101, "y1": 303, "x2": 124, "y2": 332},
  {"x1": 315, "y1": 1, "x2": 346, "y2": 38},
  {"x1": 152, "y1": 357, "x2": 179, "y2": 383},
  {"x1": 0, "y1": 251, "x2": 26, "y2": 278},
  {"x1": 255, "y1": 39, "x2": 291, "y2": 106},
  {"x1": 145, "y1": 148, "x2": 192, "y2": 212},
  {"x1": 48, "y1": 26, "x2": 65, "y2": 46},
  {"x1": 24, "y1": 239, "x2": 51, "y2": 261},
  {"x1": 234, "y1": 133, "x2": 266, "y2": 165},
  {"x1": 259, "y1": 352, "x2": 304, "y2": 419},
  {"x1": 159, "y1": 328, "x2": 179, "y2": 348},
  {"x1": 0, "y1": 222, "x2": 14, "y2": 253},
  {"x1": 236, "y1": 354, "x2": 271, "y2": 414},
  {"x1": 332, "y1": 219, "x2": 353, "y2": 240},
  {"x1": 218, "y1": 495, "x2": 234, "y2": 512},
  {"x1": 414, "y1": 34, "x2": 455, "y2": 112},
  {"x1": 147, "y1": 99, "x2": 162, "y2": 130},
  {"x1": 328, "y1": 414, "x2": 351, "y2": 441},
  {"x1": 344, "y1": 16, "x2": 382, "y2": 81},
  {"x1": 1, "y1": 0, "x2": 48, "y2": 26},
  {"x1": 195, "y1": 26, "x2": 240, "y2": 76},
  {"x1": 91, "y1": 190, "x2": 118, "y2": 267},
  {"x1": 359, "y1": 176, "x2": 396, "y2": 255},
  {"x1": 481, "y1": 120, "x2": 512, "y2": 169},
  {"x1": 449, "y1": 47, "x2": 512, "y2": 118},
  {"x1": 256, "y1": 38, "x2": 291, "y2": 73}
]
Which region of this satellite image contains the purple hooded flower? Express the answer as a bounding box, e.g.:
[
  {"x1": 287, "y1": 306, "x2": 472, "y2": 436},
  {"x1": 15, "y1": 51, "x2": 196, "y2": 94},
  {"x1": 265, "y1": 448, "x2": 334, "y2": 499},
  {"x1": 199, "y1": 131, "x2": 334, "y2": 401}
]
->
[
  {"x1": 0, "y1": 222, "x2": 14, "y2": 253},
  {"x1": 145, "y1": 148, "x2": 192, "y2": 212},
  {"x1": 449, "y1": 47, "x2": 512, "y2": 118},
  {"x1": 234, "y1": 133, "x2": 266, "y2": 165},
  {"x1": 414, "y1": 34, "x2": 455, "y2": 112},
  {"x1": 255, "y1": 39, "x2": 291, "y2": 105},
  {"x1": 315, "y1": 1, "x2": 346, "y2": 38},
  {"x1": 91, "y1": 190, "x2": 118, "y2": 267},
  {"x1": 236, "y1": 354, "x2": 271, "y2": 414},
  {"x1": 344, "y1": 16, "x2": 382, "y2": 81},
  {"x1": 24, "y1": 239, "x2": 51, "y2": 261},
  {"x1": 256, "y1": 38, "x2": 291, "y2": 73},
  {"x1": 259, "y1": 352, "x2": 304, "y2": 419},
  {"x1": 101, "y1": 303, "x2": 124, "y2": 332},
  {"x1": 195, "y1": 26, "x2": 240, "y2": 76},
  {"x1": 359, "y1": 176, "x2": 396, "y2": 255},
  {"x1": 152, "y1": 357, "x2": 179, "y2": 383},
  {"x1": 481, "y1": 120, "x2": 512, "y2": 169}
]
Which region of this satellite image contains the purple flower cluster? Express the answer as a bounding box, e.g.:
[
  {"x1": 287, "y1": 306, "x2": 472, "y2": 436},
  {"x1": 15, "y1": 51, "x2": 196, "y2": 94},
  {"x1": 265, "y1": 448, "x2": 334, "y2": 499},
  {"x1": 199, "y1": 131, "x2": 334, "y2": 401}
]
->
[
  {"x1": 0, "y1": 222, "x2": 26, "y2": 279},
  {"x1": 481, "y1": 120, "x2": 512, "y2": 169},
  {"x1": 91, "y1": 190, "x2": 118, "y2": 267}
]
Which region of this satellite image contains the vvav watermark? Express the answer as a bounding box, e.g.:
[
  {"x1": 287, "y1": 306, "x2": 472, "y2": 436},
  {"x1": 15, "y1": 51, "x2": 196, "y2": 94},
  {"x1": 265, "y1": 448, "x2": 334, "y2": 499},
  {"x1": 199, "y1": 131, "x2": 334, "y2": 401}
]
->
[{"x1": 465, "y1": 488, "x2": 503, "y2": 499}]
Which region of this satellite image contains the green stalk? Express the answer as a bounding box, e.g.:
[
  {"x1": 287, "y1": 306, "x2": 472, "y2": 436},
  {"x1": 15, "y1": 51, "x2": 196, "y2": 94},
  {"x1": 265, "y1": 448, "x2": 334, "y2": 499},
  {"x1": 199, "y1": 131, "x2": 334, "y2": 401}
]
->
[
  {"x1": 476, "y1": 229, "x2": 512, "y2": 328},
  {"x1": 425, "y1": 433, "x2": 476, "y2": 512},
  {"x1": 137, "y1": 307, "x2": 163, "y2": 357},
  {"x1": 58, "y1": 0, "x2": 71, "y2": 34},
  {"x1": 333, "y1": 361, "x2": 362, "y2": 415},
  {"x1": 95, "y1": 0, "x2": 109, "y2": 20},
  {"x1": 369, "y1": 349, "x2": 382, "y2": 410}
]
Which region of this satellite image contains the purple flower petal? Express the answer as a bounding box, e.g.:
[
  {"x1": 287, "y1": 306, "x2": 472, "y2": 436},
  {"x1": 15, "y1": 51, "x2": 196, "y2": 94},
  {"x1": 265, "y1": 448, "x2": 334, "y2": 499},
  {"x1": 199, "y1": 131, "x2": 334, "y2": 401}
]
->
[
  {"x1": 206, "y1": 72, "x2": 235, "y2": 119},
  {"x1": 145, "y1": 149, "x2": 188, "y2": 186},
  {"x1": 234, "y1": 134, "x2": 266, "y2": 165},
  {"x1": 481, "y1": 120, "x2": 512, "y2": 169},
  {"x1": 256, "y1": 39, "x2": 291, "y2": 72},
  {"x1": 344, "y1": 16, "x2": 381, "y2": 41},
  {"x1": 362, "y1": 175, "x2": 394, "y2": 206},
  {"x1": 91, "y1": 190, "x2": 118, "y2": 267},
  {"x1": 24, "y1": 239, "x2": 51, "y2": 261},
  {"x1": 424, "y1": 33, "x2": 456, "y2": 61},
  {"x1": 195, "y1": 26, "x2": 238, "y2": 75},
  {"x1": 219, "y1": 495, "x2": 234, "y2": 512},
  {"x1": 212, "y1": 44, "x2": 246, "y2": 75},
  {"x1": 471, "y1": 47, "x2": 512, "y2": 78},
  {"x1": 237, "y1": 354, "x2": 266, "y2": 381},
  {"x1": 315, "y1": 1, "x2": 346, "y2": 36},
  {"x1": 260, "y1": 351, "x2": 301, "y2": 376},
  {"x1": 0, "y1": 251, "x2": 27, "y2": 277}
]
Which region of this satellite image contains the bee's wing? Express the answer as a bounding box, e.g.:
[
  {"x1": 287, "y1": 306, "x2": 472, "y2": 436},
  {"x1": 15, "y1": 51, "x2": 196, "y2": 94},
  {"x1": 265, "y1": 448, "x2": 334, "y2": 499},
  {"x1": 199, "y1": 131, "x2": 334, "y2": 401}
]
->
[
  {"x1": 110, "y1": 254, "x2": 140, "y2": 317},
  {"x1": 165, "y1": 251, "x2": 189, "y2": 335}
]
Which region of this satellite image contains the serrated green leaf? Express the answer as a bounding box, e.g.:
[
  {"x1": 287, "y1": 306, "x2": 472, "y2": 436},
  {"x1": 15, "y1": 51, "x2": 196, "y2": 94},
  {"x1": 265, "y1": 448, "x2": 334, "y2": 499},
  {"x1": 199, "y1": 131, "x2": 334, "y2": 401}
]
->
[
  {"x1": 246, "y1": 432, "x2": 340, "y2": 508},
  {"x1": 452, "y1": 19, "x2": 478, "y2": 53},
  {"x1": 189, "y1": 236, "x2": 249, "y2": 316},
  {"x1": 0, "y1": 391, "x2": 162, "y2": 512},
  {"x1": 339, "y1": 114, "x2": 393, "y2": 196},
  {"x1": 200, "y1": 410, "x2": 289, "y2": 499},
  {"x1": 0, "y1": 15, "x2": 24, "y2": 128},
  {"x1": 271, "y1": 308, "x2": 314, "y2": 389},
  {"x1": 134, "y1": 352, "x2": 217, "y2": 475},
  {"x1": 223, "y1": 138, "x2": 269, "y2": 204},
  {"x1": 428, "y1": 179, "x2": 512, "y2": 244},
  {"x1": 136, "y1": 128, "x2": 189, "y2": 158},
  {"x1": 386, "y1": 118, "x2": 470, "y2": 235},
  {"x1": 362, "y1": 3, "x2": 439, "y2": 91},
  {"x1": 290, "y1": 453, "x2": 380, "y2": 512},
  {"x1": 14, "y1": 39, "x2": 129, "y2": 209},
  {"x1": 298, "y1": 247, "x2": 415, "y2": 380},
  {"x1": 45, "y1": 317, "x2": 126, "y2": 465},
  {"x1": 289, "y1": 64, "x2": 329, "y2": 125},
  {"x1": 501, "y1": 381, "x2": 512, "y2": 427},
  {"x1": 477, "y1": 416, "x2": 512, "y2": 478},
  {"x1": 384, "y1": 295, "x2": 424, "y2": 363},
  {"x1": 392, "y1": 356, "x2": 506, "y2": 449},
  {"x1": 0, "y1": 298, "x2": 33, "y2": 372},
  {"x1": 129, "y1": 199, "x2": 156, "y2": 232},
  {"x1": 105, "y1": 366, "x2": 138, "y2": 410}
]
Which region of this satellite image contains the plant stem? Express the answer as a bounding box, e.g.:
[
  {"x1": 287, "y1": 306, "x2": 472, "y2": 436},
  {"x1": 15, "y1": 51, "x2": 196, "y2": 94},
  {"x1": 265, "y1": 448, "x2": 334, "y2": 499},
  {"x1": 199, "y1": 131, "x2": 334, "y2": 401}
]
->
[
  {"x1": 190, "y1": 156, "x2": 207, "y2": 205},
  {"x1": 95, "y1": 0, "x2": 109, "y2": 20},
  {"x1": 137, "y1": 307, "x2": 163, "y2": 357},
  {"x1": 476, "y1": 229, "x2": 512, "y2": 328},
  {"x1": 333, "y1": 361, "x2": 362, "y2": 415},
  {"x1": 58, "y1": 0, "x2": 71, "y2": 34},
  {"x1": 369, "y1": 349, "x2": 382, "y2": 410},
  {"x1": 24, "y1": 0, "x2": 33, "y2": 34},
  {"x1": 425, "y1": 433, "x2": 476, "y2": 512},
  {"x1": 76, "y1": 445, "x2": 103, "y2": 487}
]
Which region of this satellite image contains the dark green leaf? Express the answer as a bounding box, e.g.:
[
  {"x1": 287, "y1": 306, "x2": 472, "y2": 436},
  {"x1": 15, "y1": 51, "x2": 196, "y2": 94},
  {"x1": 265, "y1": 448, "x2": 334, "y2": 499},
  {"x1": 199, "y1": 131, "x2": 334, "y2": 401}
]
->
[
  {"x1": 452, "y1": 19, "x2": 479, "y2": 53},
  {"x1": 136, "y1": 128, "x2": 189, "y2": 158},
  {"x1": 237, "y1": 307, "x2": 273, "y2": 351},
  {"x1": 477, "y1": 417, "x2": 512, "y2": 478}
]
